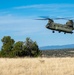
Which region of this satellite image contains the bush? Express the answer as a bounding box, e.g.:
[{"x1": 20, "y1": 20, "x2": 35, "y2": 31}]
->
[{"x1": 0, "y1": 36, "x2": 41, "y2": 57}]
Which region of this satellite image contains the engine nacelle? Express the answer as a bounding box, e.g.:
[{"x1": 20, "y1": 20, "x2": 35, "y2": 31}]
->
[{"x1": 66, "y1": 20, "x2": 73, "y2": 28}]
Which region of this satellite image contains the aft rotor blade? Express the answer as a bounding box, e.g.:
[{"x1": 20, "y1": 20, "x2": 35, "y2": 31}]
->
[
  {"x1": 53, "y1": 17, "x2": 73, "y2": 20},
  {"x1": 53, "y1": 18, "x2": 68, "y2": 20}
]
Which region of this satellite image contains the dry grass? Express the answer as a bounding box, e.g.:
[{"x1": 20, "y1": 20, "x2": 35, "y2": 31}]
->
[{"x1": 0, "y1": 57, "x2": 74, "y2": 75}]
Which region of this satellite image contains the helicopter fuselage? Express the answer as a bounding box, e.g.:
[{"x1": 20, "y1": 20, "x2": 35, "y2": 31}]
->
[{"x1": 46, "y1": 23, "x2": 73, "y2": 34}]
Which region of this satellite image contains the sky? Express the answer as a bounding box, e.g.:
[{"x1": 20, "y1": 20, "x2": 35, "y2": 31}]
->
[{"x1": 0, "y1": 0, "x2": 74, "y2": 47}]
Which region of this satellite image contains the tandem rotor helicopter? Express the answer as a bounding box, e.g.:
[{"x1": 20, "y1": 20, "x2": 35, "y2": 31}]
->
[{"x1": 36, "y1": 16, "x2": 74, "y2": 34}]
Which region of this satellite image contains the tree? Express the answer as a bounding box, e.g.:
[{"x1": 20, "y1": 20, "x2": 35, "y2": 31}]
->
[
  {"x1": 0, "y1": 36, "x2": 41, "y2": 57},
  {"x1": 12, "y1": 41, "x2": 24, "y2": 57},
  {"x1": 24, "y1": 37, "x2": 33, "y2": 56},
  {"x1": 1, "y1": 36, "x2": 15, "y2": 57},
  {"x1": 0, "y1": 51, "x2": 1, "y2": 57},
  {"x1": 24, "y1": 37, "x2": 40, "y2": 57},
  {"x1": 31, "y1": 41, "x2": 40, "y2": 57}
]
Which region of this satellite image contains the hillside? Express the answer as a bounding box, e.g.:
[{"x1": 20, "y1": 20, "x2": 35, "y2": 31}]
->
[{"x1": 40, "y1": 44, "x2": 74, "y2": 50}]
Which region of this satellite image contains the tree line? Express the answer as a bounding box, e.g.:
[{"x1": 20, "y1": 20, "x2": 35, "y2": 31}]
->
[{"x1": 0, "y1": 36, "x2": 41, "y2": 57}]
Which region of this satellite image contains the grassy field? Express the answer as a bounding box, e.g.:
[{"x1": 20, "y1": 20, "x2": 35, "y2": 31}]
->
[{"x1": 0, "y1": 57, "x2": 74, "y2": 75}]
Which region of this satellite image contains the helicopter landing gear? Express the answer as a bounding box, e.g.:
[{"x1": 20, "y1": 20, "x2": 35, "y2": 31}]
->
[
  {"x1": 59, "y1": 31, "x2": 61, "y2": 33},
  {"x1": 64, "y1": 32, "x2": 66, "y2": 34},
  {"x1": 52, "y1": 31, "x2": 55, "y2": 33}
]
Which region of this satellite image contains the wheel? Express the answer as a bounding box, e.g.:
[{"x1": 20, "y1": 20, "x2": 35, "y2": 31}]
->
[
  {"x1": 52, "y1": 31, "x2": 55, "y2": 33},
  {"x1": 59, "y1": 31, "x2": 61, "y2": 33}
]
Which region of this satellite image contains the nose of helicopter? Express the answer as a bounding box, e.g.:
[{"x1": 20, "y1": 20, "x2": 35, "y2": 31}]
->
[{"x1": 46, "y1": 24, "x2": 49, "y2": 28}]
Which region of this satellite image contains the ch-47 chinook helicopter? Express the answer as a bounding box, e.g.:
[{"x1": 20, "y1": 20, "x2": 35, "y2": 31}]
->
[{"x1": 37, "y1": 16, "x2": 74, "y2": 34}]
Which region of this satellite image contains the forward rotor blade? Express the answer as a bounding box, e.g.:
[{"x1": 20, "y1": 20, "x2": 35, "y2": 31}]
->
[
  {"x1": 39, "y1": 16, "x2": 51, "y2": 20},
  {"x1": 39, "y1": 16, "x2": 73, "y2": 20},
  {"x1": 35, "y1": 19, "x2": 48, "y2": 20},
  {"x1": 39, "y1": 16, "x2": 49, "y2": 18}
]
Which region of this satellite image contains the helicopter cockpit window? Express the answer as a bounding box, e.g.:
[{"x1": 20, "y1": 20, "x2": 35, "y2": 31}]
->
[{"x1": 47, "y1": 23, "x2": 50, "y2": 25}]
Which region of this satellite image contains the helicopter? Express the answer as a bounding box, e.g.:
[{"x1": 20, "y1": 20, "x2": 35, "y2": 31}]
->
[{"x1": 36, "y1": 17, "x2": 74, "y2": 34}]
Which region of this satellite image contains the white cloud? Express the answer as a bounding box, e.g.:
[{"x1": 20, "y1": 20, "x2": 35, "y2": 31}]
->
[
  {"x1": 13, "y1": 4, "x2": 43, "y2": 9},
  {"x1": 13, "y1": 4, "x2": 74, "y2": 9},
  {"x1": 0, "y1": 15, "x2": 46, "y2": 36},
  {"x1": 13, "y1": 4, "x2": 74, "y2": 17}
]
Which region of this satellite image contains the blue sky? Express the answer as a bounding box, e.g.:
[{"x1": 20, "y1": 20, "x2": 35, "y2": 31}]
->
[{"x1": 0, "y1": 0, "x2": 74, "y2": 47}]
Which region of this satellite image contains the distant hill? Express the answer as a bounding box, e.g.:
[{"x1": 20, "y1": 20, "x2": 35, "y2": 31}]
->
[{"x1": 39, "y1": 44, "x2": 74, "y2": 50}]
